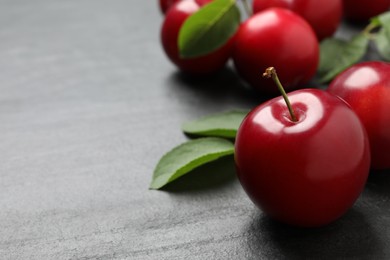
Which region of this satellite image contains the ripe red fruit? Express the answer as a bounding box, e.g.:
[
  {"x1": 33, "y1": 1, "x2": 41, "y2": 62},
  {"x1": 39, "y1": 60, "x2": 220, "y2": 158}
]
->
[
  {"x1": 159, "y1": 0, "x2": 212, "y2": 14},
  {"x1": 235, "y1": 68, "x2": 370, "y2": 227},
  {"x1": 159, "y1": 0, "x2": 180, "y2": 14},
  {"x1": 342, "y1": 0, "x2": 390, "y2": 21},
  {"x1": 161, "y1": 0, "x2": 234, "y2": 75},
  {"x1": 328, "y1": 61, "x2": 390, "y2": 170},
  {"x1": 252, "y1": 0, "x2": 342, "y2": 40},
  {"x1": 232, "y1": 8, "x2": 319, "y2": 95}
]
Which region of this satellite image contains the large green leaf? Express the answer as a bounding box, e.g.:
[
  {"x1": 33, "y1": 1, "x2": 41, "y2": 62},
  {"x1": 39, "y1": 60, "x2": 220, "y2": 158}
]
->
[
  {"x1": 318, "y1": 34, "x2": 369, "y2": 83},
  {"x1": 150, "y1": 137, "x2": 234, "y2": 189},
  {"x1": 178, "y1": 0, "x2": 240, "y2": 58},
  {"x1": 182, "y1": 110, "x2": 249, "y2": 138}
]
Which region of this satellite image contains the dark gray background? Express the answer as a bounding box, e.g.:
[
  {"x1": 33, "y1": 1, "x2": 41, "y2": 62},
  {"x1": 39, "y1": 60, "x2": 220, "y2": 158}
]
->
[{"x1": 1, "y1": 0, "x2": 390, "y2": 259}]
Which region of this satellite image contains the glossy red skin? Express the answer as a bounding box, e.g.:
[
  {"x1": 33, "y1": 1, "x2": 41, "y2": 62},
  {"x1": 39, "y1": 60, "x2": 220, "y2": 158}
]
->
[
  {"x1": 343, "y1": 0, "x2": 390, "y2": 21},
  {"x1": 252, "y1": 0, "x2": 342, "y2": 40},
  {"x1": 161, "y1": 0, "x2": 234, "y2": 75},
  {"x1": 328, "y1": 61, "x2": 390, "y2": 169},
  {"x1": 159, "y1": 0, "x2": 211, "y2": 14},
  {"x1": 232, "y1": 8, "x2": 319, "y2": 95},
  {"x1": 159, "y1": 0, "x2": 180, "y2": 13},
  {"x1": 235, "y1": 89, "x2": 370, "y2": 227}
]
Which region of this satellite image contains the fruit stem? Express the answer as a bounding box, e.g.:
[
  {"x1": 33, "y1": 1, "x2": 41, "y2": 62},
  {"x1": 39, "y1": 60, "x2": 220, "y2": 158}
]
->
[
  {"x1": 240, "y1": 0, "x2": 252, "y2": 17},
  {"x1": 362, "y1": 21, "x2": 381, "y2": 39},
  {"x1": 263, "y1": 67, "x2": 297, "y2": 122}
]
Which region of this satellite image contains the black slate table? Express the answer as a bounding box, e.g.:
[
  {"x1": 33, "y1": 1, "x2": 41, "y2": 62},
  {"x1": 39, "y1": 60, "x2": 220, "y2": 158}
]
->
[{"x1": 1, "y1": 1, "x2": 390, "y2": 259}]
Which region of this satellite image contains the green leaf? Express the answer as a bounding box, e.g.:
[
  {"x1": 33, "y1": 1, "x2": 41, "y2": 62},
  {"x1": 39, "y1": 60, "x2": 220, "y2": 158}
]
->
[
  {"x1": 317, "y1": 34, "x2": 369, "y2": 83},
  {"x1": 150, "y1": 137, "x2": 235, "y2": 189},
  {"x1": 182, "y1": 110, "x2": 249, "y2": 138},
  {"x1": 376, "y1": 28, "x2": 390, "y2": 61},
  {"x1": 376, "y1": 11, "x2": 390, "y2": 24},
  {"x1": 178, "y1": 0, "x2": 240, "y2": 58},
  {"x1": 373, "y1": 12, "x2": 390, "y2": 61}
]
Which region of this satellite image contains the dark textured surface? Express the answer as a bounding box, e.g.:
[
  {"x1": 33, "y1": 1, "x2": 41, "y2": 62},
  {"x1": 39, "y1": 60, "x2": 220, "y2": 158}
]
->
[{"x1": 1, "y1": 1, "x2": 390, "y2": 259}]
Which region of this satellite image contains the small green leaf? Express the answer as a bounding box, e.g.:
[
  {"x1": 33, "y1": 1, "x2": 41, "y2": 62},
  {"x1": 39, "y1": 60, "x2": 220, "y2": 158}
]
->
[
  {"x1": 150, "y1": 137, "x2": 234, "y2": 189},
  {"x1": 376, "y1": 28, "x2": 390, "y2": 61},
  {"x1": 318, "y1": 34, "x2": 369, "y2": 83},
  {"x1": 178, "y1": 0, "x2": 240, "y2": 58},
  {"x1": 376, "y1": 11, "x2": 390, "y2": 23},
  {"x1": 373, "y1": 12, "x2": 390, "y2": 61},
  {"x1": 182, "y1": 110, "x2": 249, "y2": 138}
]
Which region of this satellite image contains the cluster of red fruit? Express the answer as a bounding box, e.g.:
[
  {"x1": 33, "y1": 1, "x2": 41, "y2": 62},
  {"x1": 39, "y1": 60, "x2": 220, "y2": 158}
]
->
[
  {"x1": 158, "y1": 0, "x2": 390, "y2": 227},
  {"x1": 159, "y1": 0, "x2": 390, "y2": 95}
]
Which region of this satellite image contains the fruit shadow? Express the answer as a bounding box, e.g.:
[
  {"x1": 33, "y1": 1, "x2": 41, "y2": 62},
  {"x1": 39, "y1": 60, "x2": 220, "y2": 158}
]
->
[
  {"x1": 365, "y1": 168, "x2": 390, "y2": 197},
  {"x1": 169, "y1": 64, "x2": 328, "y2": 105},
  {"x1": 167, "y1": 65, "x2": 268, "y2": 109},
  {"x1": 161, "y1": 155, "x2": 237, "y2": 193},
  {"x1": 334, "y1": 17, "x2": 370, "y2": 42},
  {"x1": 244, "y1": 207, "x2": 382, "y2": 259}
]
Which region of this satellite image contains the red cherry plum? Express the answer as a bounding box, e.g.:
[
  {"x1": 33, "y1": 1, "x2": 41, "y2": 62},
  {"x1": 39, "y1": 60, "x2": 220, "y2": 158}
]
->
[
  {"x1": 343, "y1": 0, "x2": 390, "y2": 21},
  {"x1": 161, "y1": 0, "x2": 234, "y2": 75},
  {"x1": 328, "y1": 61, "x2": 390, "y2": 169},
  {"x1": 159, "y1": 0, "x2": 180, "y2": 14},
  {"x1": 232, "y1": 8, "x2": 319, "y2": 95},
  {"x1": 235, "y1": 88, "x2": 370, "y2": 227},
  {"x1": 253, "y1": 0, "x2": 342, "y2": 40}
]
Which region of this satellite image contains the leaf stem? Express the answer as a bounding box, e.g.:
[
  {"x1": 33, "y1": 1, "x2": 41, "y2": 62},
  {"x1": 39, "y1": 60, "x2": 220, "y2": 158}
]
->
[
  {"x1": 263, "y1": 67, "x2": 297, "y2": 122},
  {"x1": 240, "y1": 0, "x2": 252, "y2": 17}
]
